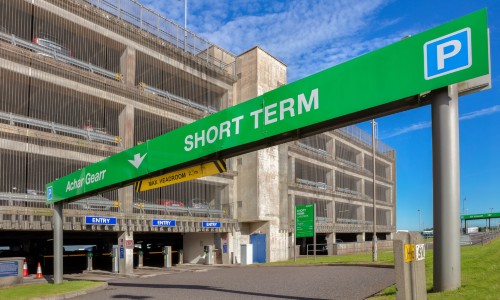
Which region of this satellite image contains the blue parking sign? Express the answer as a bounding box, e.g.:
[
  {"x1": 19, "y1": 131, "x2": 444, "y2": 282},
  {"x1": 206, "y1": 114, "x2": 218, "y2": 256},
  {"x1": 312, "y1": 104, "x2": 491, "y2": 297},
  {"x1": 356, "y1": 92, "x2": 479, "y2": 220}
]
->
[{"x1": 424, "y1": 28, "x2": 471, "y2": 80}]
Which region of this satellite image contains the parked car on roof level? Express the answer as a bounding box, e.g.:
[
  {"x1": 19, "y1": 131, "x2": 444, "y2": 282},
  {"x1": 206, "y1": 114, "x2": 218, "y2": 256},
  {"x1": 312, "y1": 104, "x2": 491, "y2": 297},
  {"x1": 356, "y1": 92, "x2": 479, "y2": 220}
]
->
[
  {"x1": 32, "y1": 34, "x2": 71, "y2": 57},
  {"x1": 159, "y1": 200, "x2": 184, "y2": 207},
  {"x1": 190, "y1": 198, "x2": 209, "y2": 209}
]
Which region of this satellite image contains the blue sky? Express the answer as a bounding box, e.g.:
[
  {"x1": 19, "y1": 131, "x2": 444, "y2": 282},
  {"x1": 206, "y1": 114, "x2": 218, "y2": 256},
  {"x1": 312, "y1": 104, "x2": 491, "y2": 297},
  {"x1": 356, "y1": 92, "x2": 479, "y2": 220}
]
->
[{"x1": 144, "y1": 0, "x2": 500, "y2": 230}]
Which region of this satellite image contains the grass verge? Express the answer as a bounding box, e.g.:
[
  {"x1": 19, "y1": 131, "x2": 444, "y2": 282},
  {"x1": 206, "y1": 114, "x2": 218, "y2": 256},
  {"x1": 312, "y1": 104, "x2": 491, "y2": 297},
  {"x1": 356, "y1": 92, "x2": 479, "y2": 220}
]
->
[
  {"x1": 0, "y1": 280, "x2": 104, "y2": 300},
  {"x1": 372, "y1": 236, "x2": 500, "y2": 299},
  {"x1": 267, "y1": 248, "x2": 395, "y2": 266}
]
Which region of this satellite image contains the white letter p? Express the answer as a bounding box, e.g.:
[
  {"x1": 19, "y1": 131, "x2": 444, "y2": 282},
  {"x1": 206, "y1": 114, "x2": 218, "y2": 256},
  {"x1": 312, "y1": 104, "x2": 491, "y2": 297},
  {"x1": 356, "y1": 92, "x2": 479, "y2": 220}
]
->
[{"x1": 437, "y1": 40, "x2": 461, "y2": 70}]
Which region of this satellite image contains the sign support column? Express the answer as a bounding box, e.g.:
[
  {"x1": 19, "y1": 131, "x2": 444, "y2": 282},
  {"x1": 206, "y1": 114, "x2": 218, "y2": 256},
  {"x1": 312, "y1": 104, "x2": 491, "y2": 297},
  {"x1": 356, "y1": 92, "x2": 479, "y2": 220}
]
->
[
  {"x1": 432, "y1": 84, "x2": 461, "y2": 291},
  {"x1": 53, "y1": 202, "x2": 63, "y2": 284}
]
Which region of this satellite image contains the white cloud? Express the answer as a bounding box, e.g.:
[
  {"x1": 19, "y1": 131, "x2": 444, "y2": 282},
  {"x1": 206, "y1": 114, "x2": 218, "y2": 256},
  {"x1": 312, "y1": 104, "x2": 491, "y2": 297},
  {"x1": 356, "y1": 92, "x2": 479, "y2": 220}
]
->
[
  {"x1": 381, "y1": 105, "x2": 500, "y2": 139},
  {"x1": 381, "y1": 121, "x2": 432, "y2": 139},
  {"x1": 459, "y1": 105, "x2": 500, "y2": 121},
  {"x1": 136, "y1": 0, "x2": 418, "y2": 81}
]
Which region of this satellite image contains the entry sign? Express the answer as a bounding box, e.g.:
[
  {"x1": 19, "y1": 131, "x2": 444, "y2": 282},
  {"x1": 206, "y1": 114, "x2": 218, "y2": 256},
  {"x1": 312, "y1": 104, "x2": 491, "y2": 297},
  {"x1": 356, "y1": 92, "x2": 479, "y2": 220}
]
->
[
  {"x1": 415, "y1": 244, "x2": 425, "y2": 261},
  {"x1": 202, "y1": 221, "x2": 221, "y2": 228},
  {"x1": 152, "y1": 219, "x2": 177, "y2": 227},
  {"x1": 85, "y1": 216, "x2": 117, "y2": 225},
  {"x1": 296, "y1": 204, "x2": 315, "y2": 238},
  {"x1": 46, "y1": 9, "x2": 489, "y2": 203}
]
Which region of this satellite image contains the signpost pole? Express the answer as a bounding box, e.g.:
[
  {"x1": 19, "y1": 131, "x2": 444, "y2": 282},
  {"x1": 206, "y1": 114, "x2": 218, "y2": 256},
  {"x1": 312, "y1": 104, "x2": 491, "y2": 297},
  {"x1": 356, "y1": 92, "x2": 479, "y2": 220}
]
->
[
  {"x1": 432, "y1": 84, "x2": 461, "y2": 291},
  {"x1": 314, "y1": 204, "x2": 317, "y2": 262},
  {"x1": 53, "y1": 202, "x2": 63, "y2": 284},
  {"x1": 372, "y1": 119, "x2": 378, "y2": 262}
]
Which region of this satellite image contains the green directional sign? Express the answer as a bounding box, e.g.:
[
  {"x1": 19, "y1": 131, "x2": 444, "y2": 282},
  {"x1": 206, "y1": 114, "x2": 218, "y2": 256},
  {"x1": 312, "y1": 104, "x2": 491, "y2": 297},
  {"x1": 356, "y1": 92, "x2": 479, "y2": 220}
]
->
[
  {"x1": 296, "y1": 204, "x2": 315, "y2": 238},
  {"x1": 46, "y1": 9, "x2": 490, "y2": 203},
  {"x1": 461, "y1": 212, "x2": 500, "y2": 220}
]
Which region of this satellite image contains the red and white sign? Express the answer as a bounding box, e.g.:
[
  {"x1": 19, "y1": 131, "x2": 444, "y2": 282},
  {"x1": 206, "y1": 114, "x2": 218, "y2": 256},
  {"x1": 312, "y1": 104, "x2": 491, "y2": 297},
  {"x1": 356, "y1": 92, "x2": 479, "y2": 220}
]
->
[{"x1": 125, "y1": 240, "x2": 134, "y2": 249}]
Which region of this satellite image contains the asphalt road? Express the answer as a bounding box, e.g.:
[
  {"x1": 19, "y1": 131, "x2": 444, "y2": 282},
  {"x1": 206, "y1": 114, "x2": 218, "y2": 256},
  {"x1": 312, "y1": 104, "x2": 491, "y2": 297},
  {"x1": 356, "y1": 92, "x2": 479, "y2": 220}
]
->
[{"x1": 72, "y1": 265, "x2": 394, "y2": 300}]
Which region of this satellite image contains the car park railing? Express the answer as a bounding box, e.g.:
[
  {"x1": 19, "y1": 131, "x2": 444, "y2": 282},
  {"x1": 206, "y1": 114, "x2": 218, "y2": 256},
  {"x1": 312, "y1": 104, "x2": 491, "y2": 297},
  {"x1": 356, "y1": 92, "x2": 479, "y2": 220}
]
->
[
  {"x1": 134, "y1": 202, "x2": 224, "y2": 218},
  {"x1": 0, "y1": 192, "x2": 48, "y2": 208},
  {"x1": 0, "y1": 111, "x2": 121, "y2": 145},
  {"x1": 335, "y1": 187, "x2": 363, "y2": 197},
  {"x1": 74, "y1": 196, "x2": 118, "y2": 211},
  {"x1": 139, "y1": 82, "x2": 217, "y2": 114},
  {"x1": 336, "y1": 218, "x2": 373, "y2": 225},
  {"x1": 0, "y1": 31, "x2": 123, "y2": 82},
  {"x1": 86, "y1": 0, "x2": 236, "y2": 75},
  {"x1": 296, "y1": 178, "x2": 329, "y2": 190},
  {"x1": 297, "y1": 142, "x2": 329, "y2": 156}
]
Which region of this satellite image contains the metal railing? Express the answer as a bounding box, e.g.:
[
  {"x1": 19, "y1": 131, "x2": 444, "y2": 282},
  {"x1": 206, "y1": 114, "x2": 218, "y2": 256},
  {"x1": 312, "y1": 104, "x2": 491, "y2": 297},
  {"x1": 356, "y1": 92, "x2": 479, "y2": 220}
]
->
[
  {"x1": 0, "y1": 192, "x2": 48, "y2": 208},
  {"x1": 297, "y1": 142, "x2": 329, "y2": 156},
  {"x1": 336, "y1": 125, "x2": 395, "y2": 159},
  {"x1": 133, "y1": 201, "x2": 225, "y2": 218},
  {"x1": 0, "y1": 111, "x2": 121, "y2": 145},
  {"x1": 139, "y1": 82, "x2": 217, "y2": 114},
  {"x1": 0, "y1": 31, "x2": 123, "y2": 82},
  {"x1": 86, "y1": 0, "x2": 236, "y2": 75},
  {"x1": 296, "y1": 178, "x2": 329, "y2": 190},
  {"x1": 306, "y1": 243, "x2": 328, "y2": 257}
]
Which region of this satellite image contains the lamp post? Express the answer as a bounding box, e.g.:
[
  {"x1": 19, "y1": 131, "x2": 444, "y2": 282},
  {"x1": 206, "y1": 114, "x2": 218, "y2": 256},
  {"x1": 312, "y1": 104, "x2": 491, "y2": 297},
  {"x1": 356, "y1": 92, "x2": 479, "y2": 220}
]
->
[
  {"x1": 418, "y1": 209, "x2": 422, "y2": 231},
  {"x1": 184, "y1": 0, "x2": 187, "y2": 51},
  {"x1": 371, "y1": 119, "x2": 377, "y2": 262},
  {"x1": 462, "y1": 197, "x2": 466, "y2": 229}
]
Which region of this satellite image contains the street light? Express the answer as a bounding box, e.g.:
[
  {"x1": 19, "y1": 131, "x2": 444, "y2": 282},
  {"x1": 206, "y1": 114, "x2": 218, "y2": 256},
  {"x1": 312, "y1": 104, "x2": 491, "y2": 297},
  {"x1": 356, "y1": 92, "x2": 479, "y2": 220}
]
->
[
  {"x1": 371, "y1": 119, "x2": 377, "y2": 262},
  {"x1": 418, "y1": 209, "x2": 422, "y2": 231},
  {"x1": 183, "y1": 0, "x2": 187, "y2": 51},
  {"x1": 462, "y1": 197, "x2": 466, "y2": 229}
]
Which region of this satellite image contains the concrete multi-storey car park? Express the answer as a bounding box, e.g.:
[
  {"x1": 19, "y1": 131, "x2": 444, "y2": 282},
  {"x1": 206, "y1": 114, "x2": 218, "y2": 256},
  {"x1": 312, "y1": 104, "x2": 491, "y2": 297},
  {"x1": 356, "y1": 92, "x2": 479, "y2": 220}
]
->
[{"x1": 0, "y1": 0, "x2": 395, "y2": 274}]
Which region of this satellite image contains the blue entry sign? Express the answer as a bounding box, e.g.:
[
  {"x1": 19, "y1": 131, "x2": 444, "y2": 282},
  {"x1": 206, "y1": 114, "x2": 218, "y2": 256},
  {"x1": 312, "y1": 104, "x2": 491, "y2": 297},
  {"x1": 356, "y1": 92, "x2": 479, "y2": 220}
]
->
[
  {"x1": 152, "y1": 219, "x2": 177, "y2": 227},
  {"x1": 0, "y1": 261, "x2": 18, "y2": 277},
  {"x1": 85, "y1": 216, "x2": 117, "y2": 225},
  {"x1": 202, "y1": 221, "x2": 221, "y2": 228},
  {"x1": 119, "y1": 247, "x2": 124, "y2": 259}
]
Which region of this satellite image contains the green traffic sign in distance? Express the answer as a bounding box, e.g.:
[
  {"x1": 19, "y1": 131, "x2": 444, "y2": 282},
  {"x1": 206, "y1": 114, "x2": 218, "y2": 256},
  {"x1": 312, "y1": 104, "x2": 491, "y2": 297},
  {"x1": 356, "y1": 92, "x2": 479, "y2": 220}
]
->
[
  {"x1": 46, "y1": 9, "x2": 490, "y2": 203},
  {"x1": 296, "y1": 204, "x2": 315, "y2": 238},
  {"x1": 462, "y1": 212, "x2": 500, "y2": 220}
]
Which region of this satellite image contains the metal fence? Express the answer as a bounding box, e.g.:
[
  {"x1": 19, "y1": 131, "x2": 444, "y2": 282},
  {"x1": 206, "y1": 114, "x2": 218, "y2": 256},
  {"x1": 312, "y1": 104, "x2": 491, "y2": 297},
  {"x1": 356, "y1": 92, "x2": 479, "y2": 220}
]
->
[
  {"x1": 86, "y1": 0, "x2": 236, "y2": 75},
  {"x1": 337, "y1": 125, "x2": 395, "y2": 159}
]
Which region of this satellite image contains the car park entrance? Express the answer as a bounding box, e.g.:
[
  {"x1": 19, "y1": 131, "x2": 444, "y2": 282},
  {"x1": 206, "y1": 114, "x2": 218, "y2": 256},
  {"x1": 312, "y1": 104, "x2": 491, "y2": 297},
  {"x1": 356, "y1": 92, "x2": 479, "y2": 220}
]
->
[{"x1": 36, "y1": 5, "x2": 490, "y2": 292}]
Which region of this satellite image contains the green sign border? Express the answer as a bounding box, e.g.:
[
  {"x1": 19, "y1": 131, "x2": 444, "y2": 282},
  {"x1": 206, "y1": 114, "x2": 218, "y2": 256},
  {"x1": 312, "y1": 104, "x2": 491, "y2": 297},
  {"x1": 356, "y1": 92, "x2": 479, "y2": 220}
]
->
[{"x1": 46, "y1": 9, "x2": 490, "y2": 203}]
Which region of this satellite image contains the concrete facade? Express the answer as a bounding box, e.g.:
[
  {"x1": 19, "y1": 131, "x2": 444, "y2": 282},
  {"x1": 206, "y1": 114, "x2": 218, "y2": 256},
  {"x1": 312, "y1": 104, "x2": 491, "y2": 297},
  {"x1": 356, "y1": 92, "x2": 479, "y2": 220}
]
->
[{"x1": 0, "y1": 0, "x2": 395, "y2": 272}]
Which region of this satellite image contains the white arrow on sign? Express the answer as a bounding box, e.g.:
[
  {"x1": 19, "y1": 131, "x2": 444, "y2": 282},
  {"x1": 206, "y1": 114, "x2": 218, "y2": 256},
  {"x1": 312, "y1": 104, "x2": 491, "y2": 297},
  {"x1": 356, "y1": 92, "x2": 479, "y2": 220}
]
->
[{"x1": 128, "y1": 153, "x2": 147, "y2": 169}]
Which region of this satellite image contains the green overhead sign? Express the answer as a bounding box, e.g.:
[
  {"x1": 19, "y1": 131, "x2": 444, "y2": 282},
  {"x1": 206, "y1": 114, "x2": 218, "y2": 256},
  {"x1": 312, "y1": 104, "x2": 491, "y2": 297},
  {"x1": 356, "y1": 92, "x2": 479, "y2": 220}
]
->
[
  {"x1": 46, "y1": 9, "x2": 490, "y2": 203},
  {"x1": 296, "y1": 204, "x2": 315, "y2": 238},
  {"x1": 461, "y1": 212, "x2": 500, "y2": 220}
]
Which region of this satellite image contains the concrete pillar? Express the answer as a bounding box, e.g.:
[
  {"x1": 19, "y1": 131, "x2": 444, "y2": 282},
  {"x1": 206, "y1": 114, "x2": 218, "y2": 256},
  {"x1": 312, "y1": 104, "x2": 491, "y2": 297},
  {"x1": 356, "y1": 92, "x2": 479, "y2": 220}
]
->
[
  {"x1": 120, "y1": 47, "x2": 136, "y2": 85},
  {"x1": 327, "y1": 137, "x2": 334, "y2": 157},
  {"x1": 360, "y1": 205, "x2": 366, "y2": 223},
  {"x1": 118, "y1": 105, "x2": 134, "y2": 214},
  {"x1": 357, "y1": 232, "x2": 365, "y2": 242},
  {"x1": 332, "y1": 199, "x2": 337, "y2": 223},
  {"x1": 326, "y1": 169, "x2": 334, "y2": 190},
  {"x1": 288, "y1": 156, "x2": 295, "y2": 182},
  {"x1": 326, "y1": 200, "x2": 334, "y2": 220},
  {"x1": 325, "y1": 232, "x2": 335, "y2": 255},
  {"x1": 118, "y1": 231, "x2": 134, "y2": 274}
]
